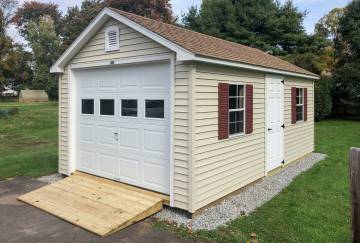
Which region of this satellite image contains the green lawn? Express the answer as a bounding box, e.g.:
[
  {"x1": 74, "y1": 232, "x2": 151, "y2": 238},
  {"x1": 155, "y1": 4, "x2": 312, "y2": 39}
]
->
[
  {"x1": 0, "y1": 102, "x2": 58, "y2": 179},
  {"x1": 156, "y1": 119, "x2": 360, "y2": 242}
]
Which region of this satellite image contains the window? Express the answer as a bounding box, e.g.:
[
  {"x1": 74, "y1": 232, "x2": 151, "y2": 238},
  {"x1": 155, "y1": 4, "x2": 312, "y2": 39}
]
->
[
  {"x1": 145, "y1": 100, "x2": 164, "y2": 118},
  {"x1": 121, "y1": 99, "x2": 137, "y2": 117},
  {"x1": 100, "y1": 99, "x2": 114, "y2": 115},
  {"x1": 229, "y1": 84, "x2": 245, "y2": 135},
  {"x1": 81, "y1": 99, "x2": 94, "y2": 114},
  {"x1": 105, "y1": 26, "x2": 119, "y2": 52},
  {"x1": 296, "y1": 88, "x2": 304, "y2": 121}
]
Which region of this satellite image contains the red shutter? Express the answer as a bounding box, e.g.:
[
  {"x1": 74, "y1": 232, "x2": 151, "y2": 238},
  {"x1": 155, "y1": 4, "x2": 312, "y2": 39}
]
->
[
  {"x1": 304, "y1": 88, "x2": 308, "y2": 121},
  {"x1": 291, "y1": 87, "x2": 297, "y2": 124},
  {"x1": 218, "y1": 83, "x2": 229, "y2": 140},
  {"x1": 245, "y1": 84, "x2": 253, "y2": 134}
]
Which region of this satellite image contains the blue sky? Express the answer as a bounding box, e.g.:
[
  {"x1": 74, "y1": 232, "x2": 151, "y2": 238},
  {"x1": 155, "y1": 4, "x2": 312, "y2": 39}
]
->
[{"x1": 8, "y1": 0, "x2": 350, "y2": 43}]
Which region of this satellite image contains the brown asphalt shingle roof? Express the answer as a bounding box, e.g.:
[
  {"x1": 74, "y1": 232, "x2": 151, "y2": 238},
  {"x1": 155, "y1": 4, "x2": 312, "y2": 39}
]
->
[{"x1": 110, "y1": 8, "x2": 318, "y2": 78}]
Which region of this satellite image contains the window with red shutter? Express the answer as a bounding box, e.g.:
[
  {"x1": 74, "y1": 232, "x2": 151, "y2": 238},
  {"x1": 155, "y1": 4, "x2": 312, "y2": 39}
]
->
[{"x1": 218, "y1": 83, "x2": 254, "y2": 140}]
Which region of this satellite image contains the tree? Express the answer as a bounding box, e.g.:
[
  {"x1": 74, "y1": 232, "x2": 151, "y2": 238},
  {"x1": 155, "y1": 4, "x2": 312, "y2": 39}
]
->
[
  {"x1": 0, "y1": 0, "x2": 32, "y2": 95},
  {"x1": 61, "y1": 0, "x2": 173, "y2": 48},
  {"x1": 26, "y1": 15, "x2": 61, "y2": 98},
  {"x1": 0, "y1": 0, "x2": 18, "y2": 28},
  {"x1": 315, "y1": 8, "x2": 345, "y2": 40},
  {"x1": 332, "y1": 0, "x2": 360, "y2": 116},
  {"x1": 0, "y1": 35, "x2": 32, "y2": 94},
  {"x1": 181, "y1": 0, "x2": 316, "y2": 55},
  {"x1": 11, "y1": 1, "x2": 62, "y2": 39}
]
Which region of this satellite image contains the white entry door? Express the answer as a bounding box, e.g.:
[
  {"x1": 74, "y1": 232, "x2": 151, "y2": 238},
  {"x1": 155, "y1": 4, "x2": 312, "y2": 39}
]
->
[
  {"x1": 266, "y1": 75, "x2": 284, "y2": 172},
  {"x1": 74, "y1": 62, "x2": 171, "y2": 194}
]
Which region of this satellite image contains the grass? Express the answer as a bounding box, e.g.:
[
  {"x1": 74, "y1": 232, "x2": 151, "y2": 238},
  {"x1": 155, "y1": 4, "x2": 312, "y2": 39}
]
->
[
  {"x1": 155, "y1": 119, "x2": 360, "y2": 242},
  {"x1": 0, "y1": 102, "x2": 58, "y2": 179}
]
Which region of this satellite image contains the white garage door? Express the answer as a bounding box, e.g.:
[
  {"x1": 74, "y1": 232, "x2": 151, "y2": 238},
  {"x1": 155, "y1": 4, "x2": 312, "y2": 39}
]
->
[{"x1": 74, "y1": 62, "x2": 171, "y2": 194}]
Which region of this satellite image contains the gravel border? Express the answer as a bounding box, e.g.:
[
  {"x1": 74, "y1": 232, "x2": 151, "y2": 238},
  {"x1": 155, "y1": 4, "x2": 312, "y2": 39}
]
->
[{"x1": 155, "y1": 152, "x2": 327, "y2": 230}]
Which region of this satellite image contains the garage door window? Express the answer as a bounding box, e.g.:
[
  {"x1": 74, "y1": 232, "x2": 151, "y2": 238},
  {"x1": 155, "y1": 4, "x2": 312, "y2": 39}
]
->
[
  {"x1": 100, "y1": 99, "x2": 115, "y2": 116},
  {"x1": 81, "y1": 99, "x2": 94, "y2": 114},
  {"x1": 145, "y1": 100, "x2": 164, "y2": 119},
  {"x1": 121, "y1": 99, "x2": 137, "y2": 117}
]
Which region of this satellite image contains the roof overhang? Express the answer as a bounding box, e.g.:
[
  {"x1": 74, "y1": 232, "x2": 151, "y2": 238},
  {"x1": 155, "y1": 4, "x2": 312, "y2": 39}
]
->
[
  {"x1": 193, "y1": 56, "x2": 320, "y2": 80},
  {"x1": 51, "y1": 8, "x2": 319, "y2": 80}
]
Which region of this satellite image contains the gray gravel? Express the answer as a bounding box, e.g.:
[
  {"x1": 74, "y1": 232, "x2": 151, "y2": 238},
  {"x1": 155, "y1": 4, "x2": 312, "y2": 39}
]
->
[
  {"x1": 37, "y1": 173, "x2": 63, "y2": 184},
  {"x1": 155, "y1": 152, "x2": 327, "y2": 230}
]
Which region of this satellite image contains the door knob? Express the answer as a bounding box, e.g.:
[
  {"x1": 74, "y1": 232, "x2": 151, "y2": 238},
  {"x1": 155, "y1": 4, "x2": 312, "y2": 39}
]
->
[
  {"x1": 114, "y1": 132, "x2": 119, "y2": 141},
  {"x1": 268, "y1": 128, "x2": 272, "y2": 131}
]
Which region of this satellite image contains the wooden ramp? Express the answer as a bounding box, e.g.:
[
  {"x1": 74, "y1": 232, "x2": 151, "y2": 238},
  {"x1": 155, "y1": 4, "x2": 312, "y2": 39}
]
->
[{"x1": 18, "y1": 172, "x2": 168, "y2": 237}]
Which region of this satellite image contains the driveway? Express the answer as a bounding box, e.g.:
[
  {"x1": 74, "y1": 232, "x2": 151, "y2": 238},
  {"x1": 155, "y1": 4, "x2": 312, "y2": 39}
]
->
[{"x1": 0, "y1": 177, "x2": 192, "y2": 243}]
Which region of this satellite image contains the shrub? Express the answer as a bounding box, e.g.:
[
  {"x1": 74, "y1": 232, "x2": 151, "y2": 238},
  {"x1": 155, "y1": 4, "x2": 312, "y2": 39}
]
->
[
  {"x1": 0, "y1": 108, "x2": 20, "y2": 119},
  {"x1": 315, "y1": 75, "x2": 332, "y2": 121},
  {"x1": 8, "y1": 108, "x2": 19, "y2": 115}
]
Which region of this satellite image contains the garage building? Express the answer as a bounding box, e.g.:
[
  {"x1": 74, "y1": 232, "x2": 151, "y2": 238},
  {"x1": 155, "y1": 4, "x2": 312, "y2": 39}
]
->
[{"x1": 51, "y1": 7, "x2": 319, "y2": 213}]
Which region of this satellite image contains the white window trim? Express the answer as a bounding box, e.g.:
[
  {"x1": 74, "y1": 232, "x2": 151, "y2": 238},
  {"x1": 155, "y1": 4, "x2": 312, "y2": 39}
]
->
[
  {"x1": 228, "y1": 84, "x2": 246, "y2": 137},
  {"x1": 105, "y1": 25, "x2": 120, "y2": 52},
  {"x1": 296, "y1": 88, "x2": 304, "y2": 122}
]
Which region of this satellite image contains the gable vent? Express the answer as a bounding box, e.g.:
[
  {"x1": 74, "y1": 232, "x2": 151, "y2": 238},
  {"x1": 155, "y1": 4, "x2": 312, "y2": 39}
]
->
[{"x1": 105, "y1": 26, "x2": 120, "y2": 52}]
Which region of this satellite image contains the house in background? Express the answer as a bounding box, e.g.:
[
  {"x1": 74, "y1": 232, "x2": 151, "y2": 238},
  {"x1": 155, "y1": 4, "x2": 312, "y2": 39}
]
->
[{"x1": 51, "y1": 8, "x2": 318, "y2": 214}]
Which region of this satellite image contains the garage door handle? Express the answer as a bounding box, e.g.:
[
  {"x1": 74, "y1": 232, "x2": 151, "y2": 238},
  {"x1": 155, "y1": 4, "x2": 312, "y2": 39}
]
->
[{"x1": 114, "y1": 133, "x2": 119, "y2": 141}]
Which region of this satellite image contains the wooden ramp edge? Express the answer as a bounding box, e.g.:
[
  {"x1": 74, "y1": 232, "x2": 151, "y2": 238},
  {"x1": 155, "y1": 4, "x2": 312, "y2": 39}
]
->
[{"x1": 18, "y1": 172, "x2": 167, "y2": 237}]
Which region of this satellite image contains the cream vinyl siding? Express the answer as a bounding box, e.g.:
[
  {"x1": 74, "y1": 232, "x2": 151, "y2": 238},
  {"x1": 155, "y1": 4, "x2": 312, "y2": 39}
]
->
[
  {"x1": 173, "y1": 62, "x2": 191, "y2": 210},
  {"x1": 70, "y1": 19, "x2": 171, "y2": 65},
  {"x1": 284, "y1": 77, "x2": 314, "y2": 164},
  {"x1": 59, "y1": 67, "x2": 69, "y2": 174},
  {"x1": 58, "y1": 18, "x2": 191, "y2": 211},
  {"x1": 192, "y1": 64, "x2": 266, "y2": 211}
]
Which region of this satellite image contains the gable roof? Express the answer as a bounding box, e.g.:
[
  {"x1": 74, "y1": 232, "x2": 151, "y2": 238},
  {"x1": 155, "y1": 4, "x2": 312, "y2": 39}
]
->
[
  {"x1": 51, "y1": 7, "x2": 318, "y2": 79},
  {"x1": 111, "y1": 8, "x2": 317, "y2": 78}
]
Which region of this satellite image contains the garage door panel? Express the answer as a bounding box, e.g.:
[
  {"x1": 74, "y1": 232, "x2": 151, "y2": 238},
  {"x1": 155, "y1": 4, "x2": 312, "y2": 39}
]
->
[
  {"x1": 99, "y1": 79, "x2": 116, "y2": 89},
  {"x1": 143, "y1": 130, "x2": 166, "y2": 154},
  {"x1": 119, "y1": 127, "x2": 139, "y2": 149},
  {"x1": 119, "y1": 157, "x2": 139, "y2": 182},
  {"x1": 143, "y1": 162, "x2": 169, "y2": 192},
  {"x1": 79, "y1": 150, "x2": 96, "y2": 172},
  {"x1": 98, "y1": 153, "x2": 116, "y2": 178},
  {"x1": 79, "y1": 124, "x2": 95, "y2": 143},
  {"x1": 76, "y1": 62, "x2": 170, "y2": 194},
  {"x1": 142, "y1": 63, "x2": 170, "y2": 89},
  {"x1": 97, "y1": 126, "x2": 117, "y2": 146}
]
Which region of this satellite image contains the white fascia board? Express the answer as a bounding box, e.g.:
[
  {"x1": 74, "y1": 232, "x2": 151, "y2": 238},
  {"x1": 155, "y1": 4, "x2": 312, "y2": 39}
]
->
[
  {"x1": 105, "y1": 8, "x2": 194, "y2": 61},
  {"x1": 193, "y1": 56, "x2": 320, "y2": 80},
  {"x1": 50, "y1": 9, "x2": 110, "y2": 73}
]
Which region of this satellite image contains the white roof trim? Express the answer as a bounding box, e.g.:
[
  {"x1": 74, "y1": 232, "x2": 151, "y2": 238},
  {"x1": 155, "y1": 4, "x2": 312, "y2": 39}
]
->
[
  {"x1": 194, "y1": 56, "x2": 319, "y2": 80},
  {"x1": 50, "y1": 8, "x2": 318, "y2": 80}
]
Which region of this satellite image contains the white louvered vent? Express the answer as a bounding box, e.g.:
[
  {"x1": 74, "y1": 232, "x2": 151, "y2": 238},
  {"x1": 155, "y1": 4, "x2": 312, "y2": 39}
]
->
[{"x1": 105, "y1": 26, "x2": 120, "y2": 52}]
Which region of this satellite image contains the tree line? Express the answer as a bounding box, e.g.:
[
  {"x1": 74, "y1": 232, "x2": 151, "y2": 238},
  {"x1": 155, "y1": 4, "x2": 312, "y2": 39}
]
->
[{"x1": 0, "y1": 0, "x2": 359, "y2": 119}]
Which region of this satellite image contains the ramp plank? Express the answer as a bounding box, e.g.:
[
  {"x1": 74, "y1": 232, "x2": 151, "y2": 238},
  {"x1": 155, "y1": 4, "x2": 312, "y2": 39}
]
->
[{"x1": 18, "y1": 172, "x2": 165, "y2": 237}]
